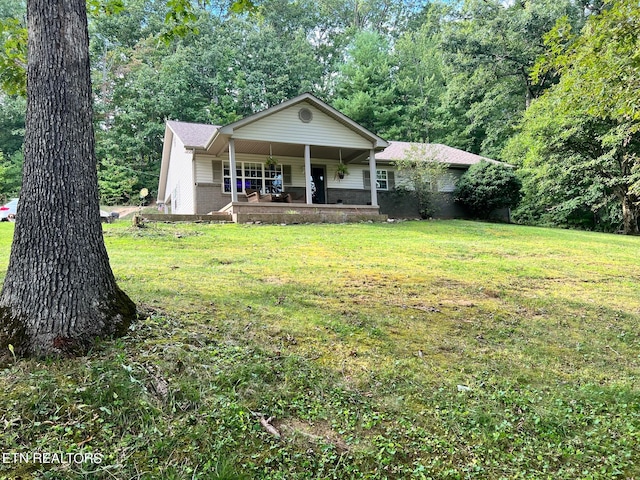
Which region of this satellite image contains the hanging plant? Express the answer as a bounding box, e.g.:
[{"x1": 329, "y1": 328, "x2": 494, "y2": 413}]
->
[
  {"x1": 266, "y1": 144, "x2": 278, "y2": 169},
  {"x1": 335, "y1": 162, "x2": 349, "y2": 180},
  {"x1": 265, "y1": 155, "x2": 278, "y2": 168}
]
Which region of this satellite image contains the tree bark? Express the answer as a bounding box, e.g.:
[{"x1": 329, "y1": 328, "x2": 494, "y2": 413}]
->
[
  {"x1": 0, "y1": 0, "x2": 136, "y2": 357},
  {"x1": 621, "y1": 192, "x2": 640, "y2": 235}
]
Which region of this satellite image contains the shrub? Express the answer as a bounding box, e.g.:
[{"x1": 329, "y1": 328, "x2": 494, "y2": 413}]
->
[{"x1": 454, "y1": 161, "x2": 522, "y2": 219}]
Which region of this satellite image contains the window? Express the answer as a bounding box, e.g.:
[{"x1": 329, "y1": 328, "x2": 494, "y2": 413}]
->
[
  {"x1": 437, "y1": 173, "x2": 457, "y2": 193},
  {"x1": 364, "y1": 169, "x2": 394, "y2": 190},
  {"x1": 223, "y1": 162, "x2": 286, "y2": 194},
  {"x1": 171, "y1": 185, "x2": 179, "y2": 211},
  {"x1": 376, "y1": 170, "x2": 389, "y2": 190}
]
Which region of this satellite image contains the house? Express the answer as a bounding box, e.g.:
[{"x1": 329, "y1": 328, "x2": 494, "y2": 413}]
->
[{"x1": 157, "y1": 93, "x2": 501, "y2": 223}]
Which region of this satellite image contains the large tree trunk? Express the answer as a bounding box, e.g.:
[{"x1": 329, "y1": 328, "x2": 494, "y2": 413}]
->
[
  {"x1": 0, "y1": 0, "x2": 136, "y2": 357},
  {"x1": 621, "y1": 193, "x2": 640, "y2": 235}
]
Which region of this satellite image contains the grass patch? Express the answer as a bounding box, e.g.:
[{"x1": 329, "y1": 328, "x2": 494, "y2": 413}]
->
[{"x1": 0, "y1": 220, "x2": 639, "y2": 478}]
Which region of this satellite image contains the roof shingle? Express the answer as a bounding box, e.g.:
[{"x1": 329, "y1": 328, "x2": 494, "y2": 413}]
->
[
  {"x1": 167, "y1": 120, "x2": 219, "y2": 148},
  {"x1": 376, "y1": 142, "x2": 502, "y2": 167}
]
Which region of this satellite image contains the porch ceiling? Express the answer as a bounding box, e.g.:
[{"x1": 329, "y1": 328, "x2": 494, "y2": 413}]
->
[{"x1": 216, "y1": 139, "x2": 371, "y2": 163}]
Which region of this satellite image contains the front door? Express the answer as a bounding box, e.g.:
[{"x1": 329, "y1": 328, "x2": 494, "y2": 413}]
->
[{"x1": 311, "y1": 166, "x2": 326, "y2": 204}]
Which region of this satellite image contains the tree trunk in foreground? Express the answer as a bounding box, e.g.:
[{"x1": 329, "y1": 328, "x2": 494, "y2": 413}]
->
[{"x1": 0, "y1": 0, "x2": 136, "y2": 357}]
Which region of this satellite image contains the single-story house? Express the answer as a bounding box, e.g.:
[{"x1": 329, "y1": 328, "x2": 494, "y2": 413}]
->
[{"x1": 157, "y1": 93, "x2": 502, "y2": 222}]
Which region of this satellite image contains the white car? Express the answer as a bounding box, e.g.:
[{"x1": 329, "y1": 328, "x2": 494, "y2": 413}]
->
[{"x1": 0, "y1": 198, "x2": 18, "y2": 221}]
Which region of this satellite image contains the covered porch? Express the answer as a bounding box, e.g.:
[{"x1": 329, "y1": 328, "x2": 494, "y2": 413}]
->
[{"x1": 196, "y1": 94, "x2": 389, "y2": 222}]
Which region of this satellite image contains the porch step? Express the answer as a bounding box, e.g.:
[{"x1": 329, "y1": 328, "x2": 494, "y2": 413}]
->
[
  {"x1": 137, "y1": 213, "x2": 234, "y2": 223},
  {"x1": 234, "y1": 211, "x2": 388, "y2": 224}
]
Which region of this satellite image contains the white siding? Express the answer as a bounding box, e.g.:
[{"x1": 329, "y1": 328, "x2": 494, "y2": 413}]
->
[
  {"x1": 195, "y1": 157, "x2": 214, "y2": 183},
  {"x1": 165, "y1": 135, "x2": 194, "y2": 213},
  {"x1": 395, "y1": 168, "x2": 463, "y2": 193},
  {"x1": 232, "y1": 103, "x2": 374, "y2": 149},
  {"x1": 329, "y1": 164, "x2": 367, "y2": 189}
]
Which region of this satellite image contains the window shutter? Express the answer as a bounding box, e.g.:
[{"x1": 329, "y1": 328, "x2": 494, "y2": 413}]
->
[
  {"x1": 363, "y1": 170, "x2": 371, "y2": 190},
  {"x1": 282, "y1": 165, "x2": 292, "y2": 186},
  {"x1": 212, "y1": 161, "x2": 221, "y2": 183},
  {"x1": 388, "y1": 171, "x2": 395, "y2": 190}
]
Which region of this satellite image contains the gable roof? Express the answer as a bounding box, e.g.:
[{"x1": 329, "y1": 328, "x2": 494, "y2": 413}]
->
[
  {"x1": 376, "y1": 142, "x2": 504, "y2": 167},
  {"x1": 166, "y1": 120, "x2": 219, "y2": 149},
  {"x1": 214, "y1": 93, "x2": 388, "y2": 150}
]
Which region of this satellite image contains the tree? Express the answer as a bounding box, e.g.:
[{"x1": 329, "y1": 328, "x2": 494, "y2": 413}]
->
[
  {"x1": 394, "y1": 144, "x2": 450, "y2": 219},
  {"x1": 333, "y1": 29, "x2": 402, "y2": 139},
  {"x1": 0, "y1": 0, "x2": 253, "y2": 358},
  {"x1": 393, "y1": 3, "x2": 448, "y2": 143},
  {"x1": 535, "y1": 0, "x2": 640, "y2": 124},
  {"x1": 436, "y1": 0, "x2": 586, "y2": 158},
  {"x1": 509, "y1": 0, "x2": 640, "y2": 234},
  {"x1": 98, "y1": 155, "x2": 139, "y2": 205},
  {"x1": 454, "y1": 161, "x2": 521, "y2": 219},
  {"x1": 0, "y1": 0, "x2": 136, "y2": 357},
  {"x1": 0, "y1": 93, "x2": 25, "y2": 156},
  {"x1": 0, "y1": 150, "x2": 23, "y2": 202},
  {"x1": 505, "y1": 91, "x2": 634, "y2": 233}
]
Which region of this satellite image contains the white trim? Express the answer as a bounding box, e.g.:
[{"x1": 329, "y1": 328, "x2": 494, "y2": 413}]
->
[
  {"x1": 369, "y1": 149, "x2": 378, "y2": 207},
  {"x1": 376, "y1": 169, "x2": 390, "y2": 191},
  {"x1": 304, "y1": 145, "x2": 312, "y2": 204},
  {"x1": 229, "y1": 138, "x2": 238, "y2": 202}
]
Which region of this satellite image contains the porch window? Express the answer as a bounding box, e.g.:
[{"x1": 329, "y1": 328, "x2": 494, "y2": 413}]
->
[
  {"x1": 223, "y1": 161, "x2": 286, "y2": 194},
  {"x1": 364, "y1": 169, "x2": 395, "y2": 190}
]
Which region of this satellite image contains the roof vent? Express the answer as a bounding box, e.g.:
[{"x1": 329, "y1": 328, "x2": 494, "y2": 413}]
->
[{"x1": 298, "y1": 107, "x2": 313, "y2": 123}]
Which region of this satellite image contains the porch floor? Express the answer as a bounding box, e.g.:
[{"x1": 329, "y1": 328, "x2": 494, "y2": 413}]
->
[{"x1": 219, "y1": 202, "x2": 387, "y2": 224}]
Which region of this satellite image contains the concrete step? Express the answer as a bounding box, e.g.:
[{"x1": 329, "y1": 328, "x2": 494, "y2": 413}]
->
[
  {"x1": 234, "y1": 211, "x2": 388, "y2": 224},
  {"x1": 138, "y1": 213, "x2": 234, "y2": 223}
]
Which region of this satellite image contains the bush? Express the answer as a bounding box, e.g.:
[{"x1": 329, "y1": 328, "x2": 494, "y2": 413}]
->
[{"x1": 454, "y1": 161, "x2": 521, "y2": 219}]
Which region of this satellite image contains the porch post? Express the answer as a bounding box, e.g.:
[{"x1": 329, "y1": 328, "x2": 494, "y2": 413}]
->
[
  {"x1": 304, "y1": 144, "x2": 312, "y2": 204},
  {"x1": 229, "y1": 138, "x2": 238, "y2": 202},
  {"x1": 369, "y1": 148, "x2": 378, "y2": 207}
]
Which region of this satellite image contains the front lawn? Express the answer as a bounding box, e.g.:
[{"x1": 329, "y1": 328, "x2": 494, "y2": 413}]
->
[{"x1": 1, "y1": 220, "x2": 639, "y2": 479}]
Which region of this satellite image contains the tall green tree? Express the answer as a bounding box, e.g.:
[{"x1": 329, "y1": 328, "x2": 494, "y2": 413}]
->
[
  {"x1": 0, "y1": 93, "x2": 25, "y2": 156},
  {"x1": 508, "y1": 0, "x2": 640, "y2": 234},
  {"x1": 0, "y1": 150, "x2": 23, "y2": 202},
  {"x1": 394, "y1": 3, "x2": 448, "y2": 142},
  {"x1": 0, "y1": 0, "x2": 136, "y2": 357},
  {"x1": 437, "y1": 0, "x2": 586, "y2": 158},
  {"x1": 333, "y1": 29, "x2": 402, "y2": 139}
]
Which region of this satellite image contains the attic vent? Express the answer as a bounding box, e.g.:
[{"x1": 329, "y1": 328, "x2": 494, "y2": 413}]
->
[{"x1": 298, "y1": 107, "x2": 313, "y2": 123}]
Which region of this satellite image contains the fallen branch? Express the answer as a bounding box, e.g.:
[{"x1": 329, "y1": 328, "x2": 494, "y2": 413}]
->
[{"x1": 251, "y1": 411, "x2": 281, "y2": 439}]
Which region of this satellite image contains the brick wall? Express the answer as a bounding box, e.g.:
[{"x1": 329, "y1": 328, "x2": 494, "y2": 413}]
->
[{"x1": 195, "y1": 184, "x2": 228, "y2": 214}]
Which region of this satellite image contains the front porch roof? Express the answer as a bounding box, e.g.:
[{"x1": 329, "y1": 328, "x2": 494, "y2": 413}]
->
[
  {"x1": 192, "y1": 93, "x2": 388, "y2": 160},
  {"x1": 210, "y1": 93, "x2": 388, "y2": 149}
]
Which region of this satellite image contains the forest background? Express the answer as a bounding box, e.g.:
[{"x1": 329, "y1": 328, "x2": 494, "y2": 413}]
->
[{"x1": 0, "y1": 0, "x2": 638, "y2": 233}]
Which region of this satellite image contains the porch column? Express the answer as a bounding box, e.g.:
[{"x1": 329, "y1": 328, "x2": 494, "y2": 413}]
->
[
  {"x1": 369, "y1": 148, "x2": 378, "y2": 207},
  {"x1": 304, "y1": 144, "x2": 312, "y2": 204},
  {"x1": 229, "y1": 138, "x2": 238, "y2": 203}
]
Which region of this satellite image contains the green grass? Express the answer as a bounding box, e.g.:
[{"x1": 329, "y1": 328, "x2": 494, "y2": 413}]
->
[{"x1": 1, "y1": 220, "x2": 639, "y2": 479}]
